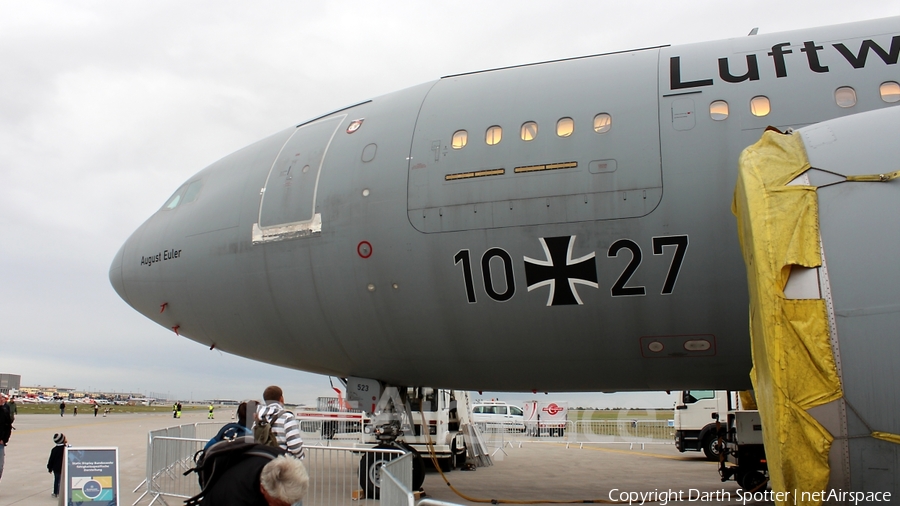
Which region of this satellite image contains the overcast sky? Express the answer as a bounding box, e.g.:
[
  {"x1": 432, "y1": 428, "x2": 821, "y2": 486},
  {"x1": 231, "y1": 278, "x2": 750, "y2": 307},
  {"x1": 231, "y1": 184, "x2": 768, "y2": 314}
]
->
[{"x1": 1, "y1": 1, "x2": 896, "y2": 408}]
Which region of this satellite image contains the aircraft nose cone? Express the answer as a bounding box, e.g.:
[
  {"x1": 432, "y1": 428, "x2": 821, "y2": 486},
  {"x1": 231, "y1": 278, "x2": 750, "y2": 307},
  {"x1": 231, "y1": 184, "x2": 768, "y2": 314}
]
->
[{"x1": 109, "y1": 242, "x2": 129, "y2": 306}]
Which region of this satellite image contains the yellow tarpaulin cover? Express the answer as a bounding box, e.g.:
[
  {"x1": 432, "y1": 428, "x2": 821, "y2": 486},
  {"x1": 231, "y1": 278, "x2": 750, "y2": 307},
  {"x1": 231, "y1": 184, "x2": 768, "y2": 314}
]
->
[{"x1": 732, "y1": 130, "x2": 842, "y2": 506}]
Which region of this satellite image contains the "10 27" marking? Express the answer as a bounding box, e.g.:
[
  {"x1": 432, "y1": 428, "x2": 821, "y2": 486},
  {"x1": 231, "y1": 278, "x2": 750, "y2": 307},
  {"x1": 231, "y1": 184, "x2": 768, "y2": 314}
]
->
[{"x1": 453, "y1": 235, "x2": 688, "y2": 306}]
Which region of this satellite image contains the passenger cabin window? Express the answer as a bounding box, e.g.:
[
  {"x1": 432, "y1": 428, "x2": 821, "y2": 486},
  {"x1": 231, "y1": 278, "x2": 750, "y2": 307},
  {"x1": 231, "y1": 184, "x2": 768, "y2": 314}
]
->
[
  {"x1": 520, "y1": 121, "x2": 538, "y2": 141},
  {"x1": 557, "y1": 117, "x2": 574, "y2": 137},
  {"x1": 880, "y1": 81, "x2": 900, "y2": 103},
  {"x1": 451, "y1": 130, "x2": 468, "y2": 149},
  {"x1": 510, "y1": 406, "x2": 523, "y2": 416},
  {"x1": 473, "y1": 406, "x2": 484, "y2": 414},
  {"x1": 750, "y1": 96, "x2": 770, "y2": 117},
  {"x1": 709, "y1": 101, "x2": 729, "y2": 121},
  {"x1": 486, "y1": 125, "x2": 502, "y2": 145},
  {"x1": 593, "y1": 113, "x2": 612, "y2": 133},
  {"x1": 835, "y1": 87, "x2": 857, "y2": 108}
]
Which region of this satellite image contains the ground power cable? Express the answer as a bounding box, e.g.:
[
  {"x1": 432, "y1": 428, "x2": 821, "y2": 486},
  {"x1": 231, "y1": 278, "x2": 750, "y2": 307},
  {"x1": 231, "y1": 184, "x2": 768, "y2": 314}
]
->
[{"x1": 419, "y1": 412, "x2": 628, "y2": 504}]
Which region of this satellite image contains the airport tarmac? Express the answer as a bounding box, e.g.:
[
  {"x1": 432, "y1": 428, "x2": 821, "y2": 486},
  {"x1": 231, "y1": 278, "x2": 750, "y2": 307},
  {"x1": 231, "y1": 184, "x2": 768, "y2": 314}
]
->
[
  {"x1": 0, "y1": 412, "x2": 774, "y2": 506},
  {"x1": 418, "y1": 442, "x2": 774, "y2": 506},
  {"x1": 0, "y1": 411, "x2": 189, "y2": 505}
]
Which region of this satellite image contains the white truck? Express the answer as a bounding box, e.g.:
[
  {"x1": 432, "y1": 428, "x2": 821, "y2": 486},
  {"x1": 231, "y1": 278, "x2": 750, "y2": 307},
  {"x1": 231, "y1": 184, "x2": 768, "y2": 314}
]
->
[
  {"x1": 674, "y1": 390, "x2": 767, "y2": 490},
  {"x1": 674, "y1": 390, "x2": 732, "y2": 460},
  {"x1": 523, "y1": 400, "x2": 568, "y2": 437}
]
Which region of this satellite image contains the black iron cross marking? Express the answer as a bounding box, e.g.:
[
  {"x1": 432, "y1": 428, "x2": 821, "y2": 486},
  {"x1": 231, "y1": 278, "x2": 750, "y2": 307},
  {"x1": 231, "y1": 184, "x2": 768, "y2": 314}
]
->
[{"x1": 523, "y1": 236, "x2": 598, "y2": 306}]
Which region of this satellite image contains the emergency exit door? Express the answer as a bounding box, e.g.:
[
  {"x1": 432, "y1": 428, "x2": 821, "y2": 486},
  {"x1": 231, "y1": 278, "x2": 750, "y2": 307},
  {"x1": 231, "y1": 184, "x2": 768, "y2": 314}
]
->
[{"x1": 253, "y1": 115, "x2": 345, "y2": 243}]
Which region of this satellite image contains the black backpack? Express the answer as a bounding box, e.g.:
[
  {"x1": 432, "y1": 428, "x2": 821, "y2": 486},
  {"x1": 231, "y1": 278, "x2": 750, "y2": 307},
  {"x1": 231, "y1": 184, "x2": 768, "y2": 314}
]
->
[{"x1": 183, "y1": 440, "x2": 287, "y2": 505}]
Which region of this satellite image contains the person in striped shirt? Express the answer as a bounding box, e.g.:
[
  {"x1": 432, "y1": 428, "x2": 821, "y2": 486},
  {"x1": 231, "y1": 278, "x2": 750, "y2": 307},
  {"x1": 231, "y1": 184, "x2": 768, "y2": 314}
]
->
[{"x1": 259, "y1": 386, "x2": 305, "y2": 459}]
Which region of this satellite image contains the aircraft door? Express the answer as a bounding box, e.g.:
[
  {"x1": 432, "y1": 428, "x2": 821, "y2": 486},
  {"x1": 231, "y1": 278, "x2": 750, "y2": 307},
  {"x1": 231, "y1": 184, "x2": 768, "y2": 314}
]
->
[{"x1": 253, "y1": 115, "x2": 345, "y2": 243}]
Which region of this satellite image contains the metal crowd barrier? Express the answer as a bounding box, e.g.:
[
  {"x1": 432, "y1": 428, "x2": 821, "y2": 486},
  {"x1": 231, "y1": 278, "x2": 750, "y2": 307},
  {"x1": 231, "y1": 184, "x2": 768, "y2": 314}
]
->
[
  {"x1": 134, "y1": 422, "x2": 225, "y2": 505},
  {"x1": 296, "y1": 414, "x2": 365, "y2": 446},
  {"x1": 304, "y1": 445, "x2": 409, "y2": 504},
  {"x1": 143, "y1": 436, "x2": 205, "y2": 504},
  {"x1": 373, "y1": 451, "x2": 412, "y2": 505},
  {"x1": 471, "y1": 419, "x2": 675, "y2": 450},
  {"x1": 134, "y1": 422, "x2": 414, "y2": 506},
  {"x1": 573, "y1": 420, "x2": 673, "y2": 440},
  {"x1": 378, "y1": 453, "x2": 468, "y2": 506}
]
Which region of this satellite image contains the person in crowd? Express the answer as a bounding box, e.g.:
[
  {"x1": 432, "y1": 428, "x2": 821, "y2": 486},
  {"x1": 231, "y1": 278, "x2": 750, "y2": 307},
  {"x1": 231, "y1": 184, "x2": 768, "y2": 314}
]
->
[
  {"x1": 201, "y1": 453, "x2": 308, "y2": 506},
  {"x1": 0, "y1": 393, "x2": 13, "y2": 484},
  {"x1": 258, "y1": 386, "x2": 304, "y2": 459},
  {"x1": 47, "y1": 433, "x2": 68, "y2": 498},
  {"x1": 59, "y1": 400, "x2": 66, "y2": 417}
]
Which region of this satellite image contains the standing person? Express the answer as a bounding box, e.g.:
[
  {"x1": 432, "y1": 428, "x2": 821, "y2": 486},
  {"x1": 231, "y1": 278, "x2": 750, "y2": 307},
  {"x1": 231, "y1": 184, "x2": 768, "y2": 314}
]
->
[
  {"x1": 73, "y1": 405, "x2": 78, "y2": 417},
  {"x1": 59, "y1": 400, "x2": 66, "y2": 417},
  {"x1": 6, "y1": 397, "x2": 15, "y2": 421},
  {"x1": 176, "y1": 402, "x2": 182, "y2": 419},
  {"x1": 258, "y1": 386, "x2": 304, "y2": 459},
  {"x1": 47, "y1": 433, "x2": 68, "y2": 498},
  {"x1": 173, "y1": 402, "x2": 178, "y2": 418},
  {"x1": 198, "y1": 450, "x2": 308, "y2": 506},
  {"x1": 93, "y1": 403, "x2": 99, "y2": 417},
  {"x1": 208, "y1": 403, "x2": 215, "y2": 419},
  {"x1": 0, "y1": 393, "x2": 13, "y2": 483}
]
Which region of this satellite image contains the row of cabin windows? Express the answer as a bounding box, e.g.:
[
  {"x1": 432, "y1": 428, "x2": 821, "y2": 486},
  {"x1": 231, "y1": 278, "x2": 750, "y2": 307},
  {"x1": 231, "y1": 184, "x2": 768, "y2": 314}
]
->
[
  {"x1": 451, "y1": 83, "x2": 900, "y2": 148},
  {"x1": 710, "y1": 81, "x2": 900, "y2": 121},
  {"x1": 451, "y1": 113, "x2": 612, "y2": 150}
]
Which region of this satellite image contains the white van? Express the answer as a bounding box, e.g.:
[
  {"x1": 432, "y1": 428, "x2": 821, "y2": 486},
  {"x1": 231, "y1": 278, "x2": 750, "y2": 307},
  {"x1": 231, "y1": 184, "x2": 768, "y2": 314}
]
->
[{"x1": 470, "y1": 400, "x2": 525, "y2": 432}]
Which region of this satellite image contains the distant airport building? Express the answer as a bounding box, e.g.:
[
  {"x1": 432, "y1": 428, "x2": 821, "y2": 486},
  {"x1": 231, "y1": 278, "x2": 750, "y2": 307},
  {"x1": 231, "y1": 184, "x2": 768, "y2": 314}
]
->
[
  {"x1": 19, "y1": 385, "x2": 77, "y2": 398},
  {"x1": 18, "y1": 386, "x2": 142, "y2": 401},
  {"x1": 0, "y1": 373, "x2": 21, "y2": 395},
  {"x1": 208, "y1": 399, "x2": 240, "y2": 406}
]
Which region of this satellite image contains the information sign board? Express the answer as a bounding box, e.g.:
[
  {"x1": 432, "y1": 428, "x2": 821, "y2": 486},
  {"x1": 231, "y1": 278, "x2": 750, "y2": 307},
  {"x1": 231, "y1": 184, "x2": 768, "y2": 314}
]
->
[{"x1": 63, "y1": 447, "x2": 119, "y2": 505}]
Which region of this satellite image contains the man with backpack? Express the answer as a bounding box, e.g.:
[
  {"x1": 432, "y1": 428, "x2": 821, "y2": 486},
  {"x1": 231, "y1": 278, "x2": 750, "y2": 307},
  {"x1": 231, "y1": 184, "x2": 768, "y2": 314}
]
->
[
  {"x1": 257, "y1": 386, "x2": 304, "y2": 459},
  {"x1": 185, "y1": 441, "x2": 308, "y2": 506}
]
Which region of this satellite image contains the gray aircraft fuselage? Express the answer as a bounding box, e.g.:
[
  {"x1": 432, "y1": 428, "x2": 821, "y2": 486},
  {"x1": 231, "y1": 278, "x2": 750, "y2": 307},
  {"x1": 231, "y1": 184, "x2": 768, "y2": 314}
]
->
[{"x1": 110, "y1": 17, "x2": 900, "y2": 393}]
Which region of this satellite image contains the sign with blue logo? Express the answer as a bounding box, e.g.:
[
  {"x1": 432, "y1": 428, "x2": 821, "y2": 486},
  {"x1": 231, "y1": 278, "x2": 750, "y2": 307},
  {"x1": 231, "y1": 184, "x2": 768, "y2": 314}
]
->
[{"x1": 63, "y1": 447, "x2": 119, "y2": 505}]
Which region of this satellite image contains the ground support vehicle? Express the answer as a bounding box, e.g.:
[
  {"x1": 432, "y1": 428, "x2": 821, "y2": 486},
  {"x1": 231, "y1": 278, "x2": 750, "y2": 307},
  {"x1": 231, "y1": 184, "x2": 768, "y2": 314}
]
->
[
  {"x1": 348, "y1": 384, "x2": 470, "y2": 498},
  {"x1": 674, "y1": 390, "x2": 768, "y2": 489},
  {"x1": 471, "y1": 400, "x2": 524, "y2": 432},
  {"x1": 718, "y1": 410, "x2": 768, "y2": 491},
  {"x1": 523, "y1": 401, "x2": 568, "y2": 437},
  {"x1": 674, "y1": 390, "x2": 731, "y2": 461}
]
